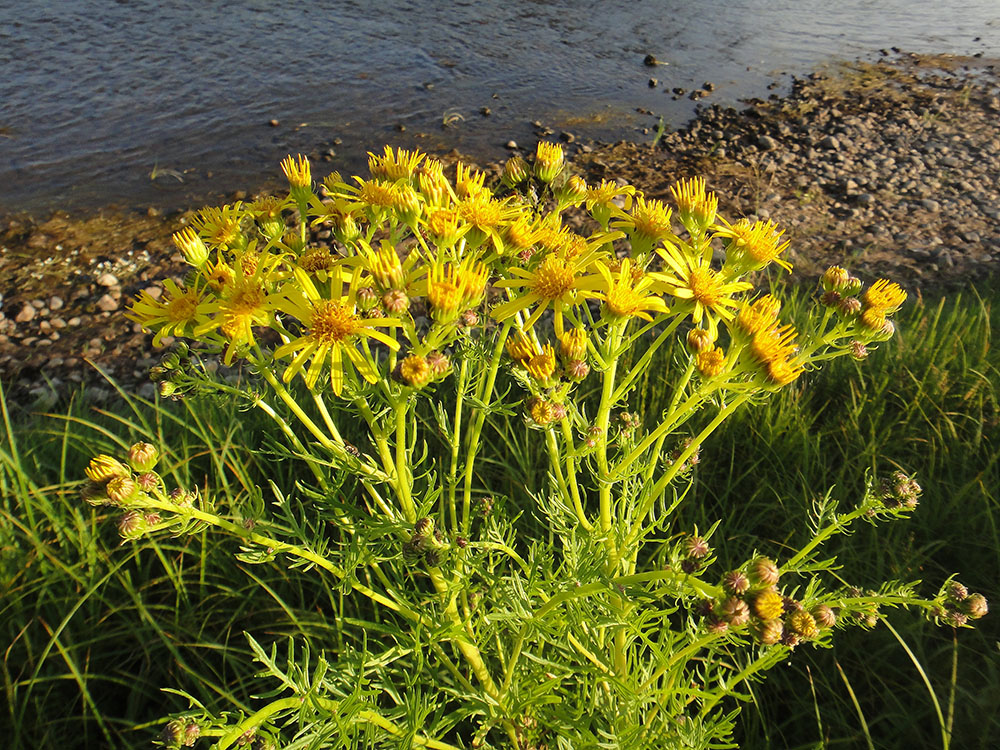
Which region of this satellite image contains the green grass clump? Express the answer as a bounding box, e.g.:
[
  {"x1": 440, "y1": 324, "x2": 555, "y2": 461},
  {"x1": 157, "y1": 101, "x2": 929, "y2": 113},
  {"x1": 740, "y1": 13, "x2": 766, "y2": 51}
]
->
[{"x1": 1, "y1": 287, "x2": 997, "y2": 749}]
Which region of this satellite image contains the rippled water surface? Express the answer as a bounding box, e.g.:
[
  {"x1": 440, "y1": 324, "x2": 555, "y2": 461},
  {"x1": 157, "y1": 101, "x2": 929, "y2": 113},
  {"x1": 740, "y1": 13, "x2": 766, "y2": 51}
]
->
[{"x1": 1, "y1": 1, "x2": 997, "y2": 212}]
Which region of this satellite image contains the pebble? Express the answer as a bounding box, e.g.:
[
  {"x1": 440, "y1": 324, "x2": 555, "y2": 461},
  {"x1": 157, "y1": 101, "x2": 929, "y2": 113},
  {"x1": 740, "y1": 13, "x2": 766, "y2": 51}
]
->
[
  {"x1": 97, "y1": 272, "x2": 119, "y2": 287},
  {"x1": 49, "y1": 295, "x2": 64, "y2": 310},
  {"x1": 505, "y1": 140, "x2": 518, "y2": 149},
  {"x1": 819, "y1": 135, "x2": 841, "y2": 150},
  {"x1": 757, "y1": 135, "x2": 778, "y2": 151},
  {"x1": 919, "y1": 198, "x2": 942, "y2": 212},
  {"x1": 15, "y1": 304, "x2": 36, "y2": 323},
  {"x1": 97, "y1": 294, "x2": 119, "y2": 312}
]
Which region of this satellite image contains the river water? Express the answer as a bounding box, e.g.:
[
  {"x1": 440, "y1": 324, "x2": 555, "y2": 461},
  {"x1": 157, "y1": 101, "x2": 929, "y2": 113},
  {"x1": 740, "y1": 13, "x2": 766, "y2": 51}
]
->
[{"x1": 1, "y1": 1, "x2": 997, "y2": 214}]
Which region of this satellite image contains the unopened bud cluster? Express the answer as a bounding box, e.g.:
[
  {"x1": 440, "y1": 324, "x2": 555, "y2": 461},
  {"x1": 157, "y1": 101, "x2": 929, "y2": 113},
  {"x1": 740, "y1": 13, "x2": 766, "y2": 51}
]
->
[
  {"x1": 932, "y1": 580, "x2": 989, "y2": 627},
  {"x1": 403, "y1": 517, "x2": 451, "y2": 567},
  {"x1": 703, "y1": 557, "x2": 836, "y2": 647}
]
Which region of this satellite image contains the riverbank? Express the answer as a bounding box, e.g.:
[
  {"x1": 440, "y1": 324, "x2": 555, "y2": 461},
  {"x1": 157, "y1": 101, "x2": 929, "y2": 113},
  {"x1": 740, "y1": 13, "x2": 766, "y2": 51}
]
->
[{"x1": 2, "y1": 52, "x2": 998, "y2": 406}]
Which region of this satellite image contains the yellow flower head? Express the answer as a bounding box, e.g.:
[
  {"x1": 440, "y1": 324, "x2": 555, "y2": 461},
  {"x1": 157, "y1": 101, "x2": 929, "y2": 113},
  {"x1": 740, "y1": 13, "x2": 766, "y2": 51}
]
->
[
  {"x1": 596, "y1": 258, "x2": 669, "y2": 321},
  {"x1": 715, "y1": 217, "x2": 792, "y2": 273},
  {"x1": 458, "y1": 193, "x2": 516, "y2": 251},
  {"x1": 696, "y1": 346, "x2": 726, "y2": 378},
  {"x1": 426, "y1": 207, "x2": 468, "y2": 249},
  {"x1": 735, "y1": 295, "x2": 782, "y2": 338},
  {"x1": 558, "y1": 327, "x2": 588, "y2": 361},
  {"x1": 618, "y1": 196, "x2": 673, "y2": 253},
  {"x1": 281, "y1": 154, "x2": 312, "y2": 190},
  {"x1": 585, "y1": 179, "x2": 634, "y2": 228},
  {"x1": 366, "y1": 241, "x2": 405, "y2": 289},
  {"x1": 85, "y1": 454, "x2": 130, "y2": 483},
  {"x1": 212, "y1": 279, "x2": 272, "y2": 363},
  {"x1": 455, "y1": 162, "x2": 488, "y2": 199},
  {"x1": 273, "y1": 268, "x2": 401, "y2": 395},
  {"x1": 502, "y1": 154, "x2": 530, "y2": 187},
  {"x1": 419, "y1": 160, "x2": 455, "y2": 207},
  {"x1": 653, "y1": 245, "x2": 751, "y2": 337},
  {"x1": 127, "y1": 279, "x2": 210, "y2": 347},
  {"x1": 173, "y1": 227, "x2": 209, "y2": 267},
  {"x1": 298, "y1": 246, "x2": 337, "y2": 274},
  {"x1": 203, "y1": 258, "x2": 235, "y2": 291},
  {"x1": 399, "y1": 354, "x2": 432, "y2": 387},
  {"x1": 194, "y1": 204, "x2": 245, "y2": 249},
  {"x1": 426, "y1": 259, "x2": 489, "y2": 322},
  {"x1": 368, "y1": 145, "x2": 425, "y2": 182},
  {"x1": 506, "y1": 331, "x2": 535, "y2": 362},
  {"x1": 671, "y1": 176, "x2": 718, "y2": 231},
  {"x1": 492, "y1": 249, "x2": 604, "y2": 330},
  {"x1": 505, "y1": 214, "x2": 543, "y2": 254},
  {"x1": 525, "y1": 343, "x2": 557, "y2": 383},
  {"x1": 534, "y1": 141, "x2": 565, "y2": 183},
  {"x1": 752, "y1": 589, "x2": 785, "y2": 621},
  {"x1": 750, "y1": 324, "x2": 799, "y2": 366},
  {"x1": 862, "y1": 279, "x2": 907, "y2": 315}
]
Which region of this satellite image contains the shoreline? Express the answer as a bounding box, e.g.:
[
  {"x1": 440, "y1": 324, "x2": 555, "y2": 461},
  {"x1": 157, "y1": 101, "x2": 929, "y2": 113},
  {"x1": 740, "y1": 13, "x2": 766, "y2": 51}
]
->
[{"x1": 2, "y1": 51, "x2": 998, "y2": 406}]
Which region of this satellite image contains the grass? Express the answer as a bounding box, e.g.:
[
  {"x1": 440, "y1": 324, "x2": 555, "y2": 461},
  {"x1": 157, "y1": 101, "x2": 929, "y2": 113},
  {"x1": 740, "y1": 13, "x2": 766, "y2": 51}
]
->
[{"x1": 1, "y1": 285, "x2": 998, "y2": 748}]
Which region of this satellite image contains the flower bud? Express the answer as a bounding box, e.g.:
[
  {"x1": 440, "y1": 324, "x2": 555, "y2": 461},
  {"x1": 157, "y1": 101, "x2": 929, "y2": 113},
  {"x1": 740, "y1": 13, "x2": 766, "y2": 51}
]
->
[
  {"x1": 80, "y1": 480, "x2": 109, "y2": 506},
  {"x1": 557, "y1": 175, "x2": 588, "y2": 205},
  {"x1": 722, "y1": 570, "x2": 750, "y2": 596},
  {"x1": 717, "y1": 597, "x2": 750, "y2": 626},
  {"x1": 706, "y1": 615, "x2": 729, "y2": 635},
  {"x1": 812, "y1": 604, "x2": 837, "y2": 629},
  {"x1": 127, "y1": 441, "x2": 159, "y2": 472},
  {"x1": 963, "y1": 593, "x2": 988, "y2": 619},
  {"x1": 159, "y1": 381, "x2": 179, "y2": 398},
  {"x1": 106, "y1": 475, "x2": 138, "y2": 505},
  {"x1": 502, "y1": 155, "x2": 530, "y2": 187},
  {"x1": 821, "y1": 266, "x2": 850, "y2": 291},
  {"x1": 850, "y1": 341, "x2": 869, "y2": 360},
  {"x1": 333, "y1": 212, "x2": 361, "y2": 245},
  {"x1": 780, "y1": 630, "x2": 801, "y2": 648},
  {"x1": 534, "y1": 141, "x2": 565, "y2": 183},
  {"x1": 748, "y1": 557, "x2": 780, "y2": 587},
  {"x1": 173, "y1": 227, "x2": 210, "y2": 268},
  {"x1": 685, "y1": 535, "x2": 710, "y2": 559},
  {"x1": 118, "y1": 510, "x2": 146, "y2": 540},
  {"x1": 946, "y1": 581, "x2": 969, "y2": 602},
  {"x1": 686, "y1": 327, "x2": 715, "y2": 354},
  {"x1": 528, "y1": 397, "x2": 557, "y2": 426},
  {"x1": 752, "y1": 618, "x2": 784, "y2": 645},
  {"x1": 182, "y1": 722, "x2": 201, "y2": 747},
  {"x1": 558, "y1": 328, "x2": 588, "y2": 361},
  {"x1": 160, "y1": 719, "x2": 185, "y2": 749},
  {"x1": 820, "y1": 289, "x2": 842, "y2": 307},
  {"x1": 414, "y1": 517, "x2": 434, "y2": 538},
  {"x1": 85, "y1": 454, "x2": 130, "y2": 483},
  {"x1": 169, "y1": 487, "x2": 196, "y2": 507},
  {"x1": 696, "y1": 347, "x2": 726, "y2": 378},
  {"x1": 566, "y1": 359, "x2": 590, "y2": 381},
  {"x1": 426, "y1": 351, "x2": 452, "y2": 379},
  {"x1": 460, "y1": 309, "x2": 479, "y2": 328},
  {"x1": 382, "y1": 289, "x2": 409, "y2": 314},
  {"x1": 839, "y1": 296, "x2": 862, "y2": 317}
]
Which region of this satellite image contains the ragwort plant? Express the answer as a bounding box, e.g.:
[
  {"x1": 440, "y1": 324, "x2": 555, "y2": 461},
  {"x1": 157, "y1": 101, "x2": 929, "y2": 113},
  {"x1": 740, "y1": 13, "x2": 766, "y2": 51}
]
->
[{"x1": 83, "y1": 144, "x2": 987, "y2": 748}]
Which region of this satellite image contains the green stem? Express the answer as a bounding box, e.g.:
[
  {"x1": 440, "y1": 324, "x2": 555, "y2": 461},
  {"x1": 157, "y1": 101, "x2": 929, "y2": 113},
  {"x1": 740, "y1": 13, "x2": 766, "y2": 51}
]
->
[
  {"x1": 394, "y1": 402, "x2": 416, "y2": 523},
  {"x1": 211, "y1": 696, "x2": 462, "y2": 750},
  {"x1": 560, "y1": 418, "x2": 593, "y2": 531},
  {"x1": 447, "y1": 357, "x2": 469, "y2": 534}
]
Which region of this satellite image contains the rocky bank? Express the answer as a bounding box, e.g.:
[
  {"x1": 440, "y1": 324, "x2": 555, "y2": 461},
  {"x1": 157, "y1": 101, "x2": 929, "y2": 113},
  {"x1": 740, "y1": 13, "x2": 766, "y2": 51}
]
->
[{"x1": 1, "y1": 52, "x2": 998, "y2": 408}]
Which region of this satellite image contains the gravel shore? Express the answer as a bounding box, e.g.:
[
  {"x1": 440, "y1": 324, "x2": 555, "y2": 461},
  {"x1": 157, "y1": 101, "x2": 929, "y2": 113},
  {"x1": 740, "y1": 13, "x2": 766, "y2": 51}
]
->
[{"x1": 1, "y1": 52, "x2": 998, "y2": 407}]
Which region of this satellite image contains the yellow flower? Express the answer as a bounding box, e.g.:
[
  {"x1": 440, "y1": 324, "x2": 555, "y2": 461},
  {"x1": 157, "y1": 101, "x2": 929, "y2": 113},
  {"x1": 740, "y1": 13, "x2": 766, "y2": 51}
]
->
[
  {"x1": 173, "y1": 227, "x2": 209, "y2": 267},
  {"x1": 653, "y1": 245, "x2": 751, "y2": 337},
  {"x1": 670, "y1": 176, "x2": 718, "y2": 231},
  {"x1": 127, "y1": 279, "x2": 211, "y2": 346},
  {"x1": 506, "y1": 331, "x2": 535, "y2": 362},
  {"x1": 455, "y1": 162, "x2": 488, "y2": 199},
  {"x1": 85, "y1": 454, "x2": 130, "y2": 482},
  {"x1": 614, "y1": 196, "x2": 674, "y2": 255},
  {"x1": 273, "y1": 268, "x2": 402, "y2": 394},
  {"x1": 504, "y1": 214, "x2": 543, "y2": 255},
  {"x1": 365, "y1": 240, "x2": 405, "y2": 290},
  {"x1": 534, "y1": 141, "x2": 565, "y2": 183},
  {"x1": 558, "y1": 327, "x2": 588, "y2": 360},
  {"x1": 281, "y1": 154, "x2": 312, "y2": 189},
  {"x1": 714, "y1": 217, "x2": 792, "y2": 273},
  {"x1": 734, "y1": 295, "x2": 781, "y2": 338},
  {"x1": 749, "y1": 324, "x2": 804, "y2": 386},
  {"x1": 457, "y1": 193, "x2": 517, "y2": 252},
  {"x1": 595, "y1": 258, "x2": 669, "y2": 321},
  {"x1": 399, "y1": 354, "x2": 432, "y2": 387},
  {"x1": 424, "y1": 259, "x2": 489, "y2": 322},
  {"x1": 525, "y1": 343, "x2": 557, "y2": 383},
  {"x1": 492, "y1": 249, "x2": 604, "y2": 331},
  {"x1": 194, "y1": 204, "x2": 245, "y2": 249},
  {"x1": 205, "y1": 278, "x2": 273, "y2": 364},
  {"x1": 696, "y1": 346, "x2": 726, "y2": 378},
  {"x1": 426, "y1": 207, "x2": 469, "y2": 249},
  {"x1": 203, "y1": 258, "x2": 235, "y2": 291},
  {"x1": 419, "y1": 160, "x2": 456, "y2": 207},
  {"x1": 368, "y1": 145, "x2": 425, "y2": 182},
  {"x1": 752, "y1": 589, "x2": 785, "y2": 621},
  {"x1": 862, "y1": 279, "x2": 906, "y2": 314},
  {"x1": 585, "y1": 179, "x2": 634, "y2": 228}
]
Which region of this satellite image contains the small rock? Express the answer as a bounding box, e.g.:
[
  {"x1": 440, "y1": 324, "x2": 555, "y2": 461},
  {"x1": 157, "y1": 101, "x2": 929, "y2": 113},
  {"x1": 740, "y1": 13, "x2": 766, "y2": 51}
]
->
[
  {"x1": 67, "y1": 316, "x2": 82, "y2": 327},
  {"x1": 97, "y1": 272, "x2": 119, "y2": 287},
  {"x1": 919, "y1": 198, "x2": 941, "y2": 212},
  {"x1": 49, "y1": 296, "x2": 64, "y2": 311},
  {"x1": 819, "y1": 135, "x2": 840, "y2": 150},
  {"x1": 505, "y1": 140, "x2": 518, "y2": 150},
  {"x1": 703, "y1": 81, "x2": 715, "y2": 92},
  {"x1": 480, "y1": 106, "x2": 491, "y2": 116},
  {"x1": 268, "y1": 118, "x2": 280, "y2": 127},
  {"x1": 97, "y1": 294, "x2": 119, "y2": 312},
  {"x1": 643, "y1": 54, "x2": 658, "y2": 67},
  {"x1": 757, "y1": 135, "x2": 778, "y2": 150},
  {"x1": 15, "y1": 304, "x2": 36, "y2": 323},
  {"x1": 648, "y1": 78, "x2": 658, "y2": 88},
  {"x1": 142, "y1": 285, "x2": 164, "y2": 300},
  {"x1": 559, "y1": 131, "x2": 575, "y2": 143}
]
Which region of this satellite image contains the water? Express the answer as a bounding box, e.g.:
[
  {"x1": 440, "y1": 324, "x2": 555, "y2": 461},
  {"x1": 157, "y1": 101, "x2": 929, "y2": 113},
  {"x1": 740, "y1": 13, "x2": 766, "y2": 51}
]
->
[{"x1": 1, "y1": 1, "x2": 997, "y2": 214}]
